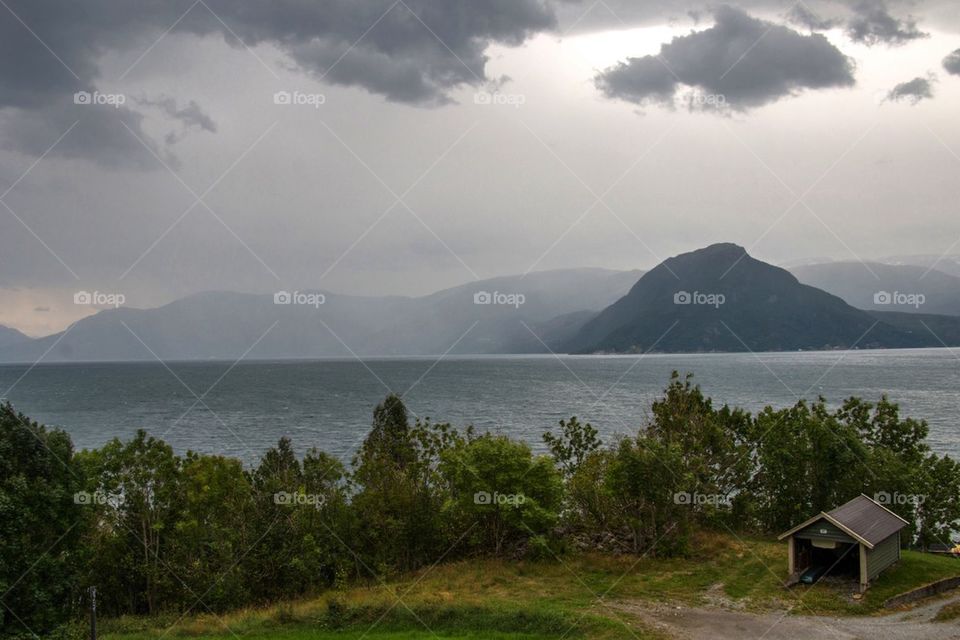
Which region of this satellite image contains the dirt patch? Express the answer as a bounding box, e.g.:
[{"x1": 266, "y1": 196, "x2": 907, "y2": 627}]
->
[
  {"x1": 612, "y1": 595, "x2": 960, "y2": 640},
  {"x1": 701, "y1": 582, "x2": 745, "y2": 610}
]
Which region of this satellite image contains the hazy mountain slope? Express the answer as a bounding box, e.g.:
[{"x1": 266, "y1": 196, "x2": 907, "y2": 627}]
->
[
  {"x1": 0, "y1": 268, "x2": 639, "y2": 362},
  {"x1": 791, "y1": 262, "x2": 960, "y2": 316},
  {"x1": 869, "y1": 310, "x2": 960, "y2": 346},
  {"x1": 0, "y1": 291, "x2": 413, "y2": 363},
  {"x1": 880, "y1": 254, "x2": 960, "y2": 279},
  {"x1": 564, "y1": 243, "x2": 942, "y2": 354},
  {"x1": 0, "y1": 325, "x2": 29, "y2": 349},
  {"x1": 367, "y1": 268, "x2": 642, "y2": 354}
]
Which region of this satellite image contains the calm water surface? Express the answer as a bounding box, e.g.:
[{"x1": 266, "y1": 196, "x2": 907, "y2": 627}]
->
[{"x1": 1, "y1": 349, "x2": 958, "y2": 464}]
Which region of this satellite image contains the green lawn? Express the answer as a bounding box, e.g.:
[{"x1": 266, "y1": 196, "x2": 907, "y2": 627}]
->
[
  {"x1": 110, "y1": 632, "x2": 551, "y2": 640},
  {"x1": 101, "y1": 532, "x2": 960, "y2": 640}
]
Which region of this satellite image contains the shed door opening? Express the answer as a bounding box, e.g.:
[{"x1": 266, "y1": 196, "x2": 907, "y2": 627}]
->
[{"x1": 795, "y1": 538, "x2": 859, "y2": 581}]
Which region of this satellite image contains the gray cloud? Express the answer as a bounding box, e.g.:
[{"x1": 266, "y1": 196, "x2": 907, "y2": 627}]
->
[
  {"x1": 787, "y1": 4, "x2": 841, "y2": 31},
  {"x1": 0, "y1": 102, "x2": 166, "y2": 169},
  {"x1": 556, "y1": 0, "x2": 956, "y2": 33},
  {"x1": 145, "y1": 97, "x2": 216, "y2": 133},
  {"x1": 885, "y1": 75, "x2": 936, "y2": 104},
  {"x1": 137, "y1": 96, "x2": 217, "y2": 144},
  {"x1": 594, "y1": 5, "x2": 856, "y2": 112},
  {"x1": 0, "y1": 0, "x2": 164, "y2": 167},
  {"x1": 846, "y1": 0, "x2": 928, "y2": 46},
  {"x1": 194, "y1": 0, "x2": 557, "y2": 103},
  {"x1": 944, "y1": 49, "x2": 960, "y2": 76},
  {"x1": 0, "y1": 0, "x2": 556, "y2": 164}
]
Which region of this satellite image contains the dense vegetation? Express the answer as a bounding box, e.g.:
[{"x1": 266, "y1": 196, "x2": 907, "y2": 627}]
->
[{"x1": 2, "y1": 373, "x2": 959, "y2": 638}]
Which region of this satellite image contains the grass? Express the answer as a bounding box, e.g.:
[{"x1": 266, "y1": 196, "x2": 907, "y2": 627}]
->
[
  {"x1": 101, "y1": 532, "x2": 960, "y2": 640},
  {"x1": 934, "y1": 600, "x2": 960, "y2": 622},
  {"x1": 107, "y1": 630, "x2": 553, "y2": 640},
  {"x1": 797, "y1": 550, "x2": 960, "y2": 614}
]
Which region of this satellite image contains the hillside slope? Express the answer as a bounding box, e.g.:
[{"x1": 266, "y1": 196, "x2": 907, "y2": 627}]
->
[
  {"x1": 0, "y1": 269, "x2": 639, "y2": 362},
  {"x1": 565, "y1": 243, "x2": 957, "y2": 353},
  {"x1": 791, "y1": 262, "x2": 960, "y2": 316}
]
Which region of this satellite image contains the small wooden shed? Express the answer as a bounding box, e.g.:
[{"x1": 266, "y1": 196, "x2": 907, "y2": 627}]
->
[{"x1": 778, "y1": 494, "x2": 908, "y2": 592}]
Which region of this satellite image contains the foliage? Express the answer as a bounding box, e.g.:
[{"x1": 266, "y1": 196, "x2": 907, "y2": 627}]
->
[
  {"x1": 542, "y1": 417, "x2": 600, "y2": 478},
  {"x1": 440, "y1": 434, "x2": 562, "y2": 556},
  {"x1": 3, "y1": 374, "x2": 960, "y2": 636},
  {"x1": 0, "y1": 403, "x2": 83, "y2": 636},
  {"x1": 350, "y1": 395, "x2": 448, "y2": 574}
]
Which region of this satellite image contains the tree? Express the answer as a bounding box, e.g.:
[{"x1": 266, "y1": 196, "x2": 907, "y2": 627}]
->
[
  {"x1": 746, "y1": 401, "x2": 868, "y2": 533},
  {"x1": 247, "y1": 437, "x2": 310, "y2": 600},
  {"x1": 356, "y1": 394, "x2": 416, "y2": 471},
  {"x1": 440, "y1": 434, "x2": 562, "y2": 556},
  {"x1": 646, "y1": 372, "x2": 753, "y2": 524},
  {"x1": 350, "y1": 395, "x2": 446, "y2": 573},
  {"x1": 79, "y1": 430, "x2": 183, "y2": 615},
  {"x1": 604, "y1": 435, "x2": 691, "y2": 556},
  {"x1": 169, "y1": 452, "x2": 254, "y2": 610},
  {"x1": 543, "y1": 416, "x2": 600, "y2": 479},
  {"x1": 915, "y1": 454, "x2": 960, "y2": 550},
  {"x1": 0, "y1": 403, "x2": 84, "y2": 635}
]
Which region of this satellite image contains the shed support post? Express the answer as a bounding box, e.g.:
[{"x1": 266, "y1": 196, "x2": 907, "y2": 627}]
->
[
  {"x1": 859, "y1": 544, "x2": 868, "y2": 593},
  {"x1": 787, "y1": 536, "x2": 795, "y2": 576}
]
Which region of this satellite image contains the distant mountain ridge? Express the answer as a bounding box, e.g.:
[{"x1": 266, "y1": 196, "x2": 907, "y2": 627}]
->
[
  {"x1": 564, "y1": 243, "x2": 960, "y2": 354},
  {"x1": 879, "y1": 254, "x2": 960, "y2": 279},
  {"x1": 5, "y1": 247, "x2": 960, "y2": 363},
  {"x1": 0, "y1": 268, "x2": 640, "y2": 363},
  {"x1": 790, "y1": 262, "x2": 960, "y2": 316},
  {"x1": 0, "y1": 325, "x2": 29, "y2": 349}
]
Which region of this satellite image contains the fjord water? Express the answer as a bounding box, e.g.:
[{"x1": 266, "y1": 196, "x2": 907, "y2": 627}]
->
[{"x1": 2, "y1": 349, "x2": 958, "y2": 463}]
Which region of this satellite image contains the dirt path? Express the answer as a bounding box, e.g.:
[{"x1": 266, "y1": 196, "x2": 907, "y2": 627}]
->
[{"x1": 612, "y1": 594, "x2": 960, "y2": 640}]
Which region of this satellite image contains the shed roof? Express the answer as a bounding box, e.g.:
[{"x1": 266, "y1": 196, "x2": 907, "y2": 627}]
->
[{"x1": 777, "y1": 494, "x2": 908, "y2": 549}]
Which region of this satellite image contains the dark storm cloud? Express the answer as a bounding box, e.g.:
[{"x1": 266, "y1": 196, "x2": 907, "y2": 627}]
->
[
  {"x1": 0, "y1": 103, "x2": 166, "y2": 170},
  {"x1": 885, "y1": 75, "x2": 936, "y2": 104},
  {"x1": 555, "y1": 0, "x2": 959, "y2": 35},
  {"x1": 944, "y1": 49, "x2": 960, "y2": 76},
  {"x1": 594, "y1": 5, "x2": 856, "y2": 112},
  {"x1": 845, "y1": 0, "x2": 928, "y2": 46},
  {"x1": 191, "y1": 0, "x2": 556, "y2": 102},
  {"x1": 0, "y1": 0, "x2": 164, "y2": 167},
  {"x1": 0, "y1": 0, "x2": 556, "y2": 163}
]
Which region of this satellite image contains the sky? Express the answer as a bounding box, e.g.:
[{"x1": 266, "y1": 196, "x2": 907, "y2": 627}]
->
[{"x1": 0, "y1": 0, "x2": 959, "y2": 336}]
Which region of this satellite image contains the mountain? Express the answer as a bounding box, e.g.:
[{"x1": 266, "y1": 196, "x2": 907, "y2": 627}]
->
[
  {"x1": 868, "y1": 311, "x2": 960, "y2": 346},
  {"x1": 369, "y1": 268, "x2": 642, "y2": 354},
  {"x1": 791, "y1": 262, "x2": 960, "y2": 316},
  {"x1": 879, "y1": 254, "x2": 960, "y2": 279},
  {"x1": 564, "y1": 243, "x2": 960, "y2": 354},
  {"x1": 0, "y1": 268, "x2": 640, "y2": 363},
  {"x1": 0, "y1": 325, "x2": 30, "y2": 349}
]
